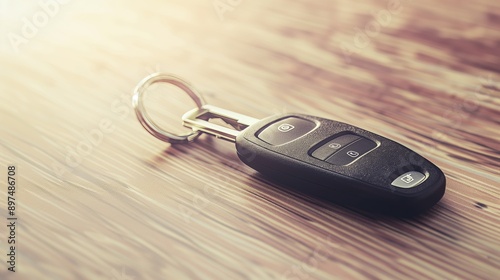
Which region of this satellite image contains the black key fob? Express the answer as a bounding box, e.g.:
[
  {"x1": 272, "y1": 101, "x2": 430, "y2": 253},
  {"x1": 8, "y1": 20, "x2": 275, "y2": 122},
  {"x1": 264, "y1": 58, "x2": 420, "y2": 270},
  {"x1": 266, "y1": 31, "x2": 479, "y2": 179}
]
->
[{"x1": 236, "y1": 114, "x2": 446, "y2": 216}]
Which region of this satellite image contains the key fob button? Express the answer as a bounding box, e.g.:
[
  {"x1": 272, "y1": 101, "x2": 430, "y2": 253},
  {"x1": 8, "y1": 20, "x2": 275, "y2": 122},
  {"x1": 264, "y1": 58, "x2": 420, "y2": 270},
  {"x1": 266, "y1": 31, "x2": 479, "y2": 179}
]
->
[
  {"x1": 391, "y1": 171, "x2": 427, "y2": 188},
  {"x1": 311, "y1": 134, "x2": 360, "y2": 160},
  {"x1": 326, "y1": 138, "x2": 377, "y2": 165},
  {"x1": 257, "y1": 117, "x2": 317, "y2": 145}
]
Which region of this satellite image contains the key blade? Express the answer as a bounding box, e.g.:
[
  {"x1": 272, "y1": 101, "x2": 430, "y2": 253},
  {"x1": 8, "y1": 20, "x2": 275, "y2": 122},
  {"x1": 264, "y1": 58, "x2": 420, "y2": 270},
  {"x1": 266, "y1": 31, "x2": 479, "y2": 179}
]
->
[{"x1": 182, "y1": 105, "x2": 259, "y2": 142}]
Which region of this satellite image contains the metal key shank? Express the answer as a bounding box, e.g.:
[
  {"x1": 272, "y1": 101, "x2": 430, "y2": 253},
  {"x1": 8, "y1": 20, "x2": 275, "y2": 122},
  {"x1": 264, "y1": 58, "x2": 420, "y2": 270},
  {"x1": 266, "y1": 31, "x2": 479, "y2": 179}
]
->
[
  {"x1": 182, "y1": 105, "x2": 259, "y2": 142},
  {"x1": 132, "y1": 73, "x2": 257, "y2": 144}
]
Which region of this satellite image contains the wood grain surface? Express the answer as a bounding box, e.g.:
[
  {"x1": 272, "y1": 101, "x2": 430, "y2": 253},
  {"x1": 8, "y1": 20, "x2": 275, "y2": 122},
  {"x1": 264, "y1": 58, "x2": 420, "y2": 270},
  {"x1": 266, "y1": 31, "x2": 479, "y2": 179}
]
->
[{"x1": 1, "y1": 0, "x2": 499, "y2": 279}]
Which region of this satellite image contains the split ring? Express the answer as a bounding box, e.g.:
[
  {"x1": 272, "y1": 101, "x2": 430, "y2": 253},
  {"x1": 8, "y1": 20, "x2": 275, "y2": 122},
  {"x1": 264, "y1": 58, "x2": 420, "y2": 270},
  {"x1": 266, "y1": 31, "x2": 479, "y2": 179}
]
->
[{"x1": 132, "y1": 73, "x2": 206, "y2": 144}]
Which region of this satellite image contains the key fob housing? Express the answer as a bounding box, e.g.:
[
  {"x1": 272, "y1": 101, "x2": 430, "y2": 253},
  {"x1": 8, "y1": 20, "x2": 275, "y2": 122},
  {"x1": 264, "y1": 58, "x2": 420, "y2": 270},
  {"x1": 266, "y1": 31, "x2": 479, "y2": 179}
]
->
[{"x1": 235, "y1": 114, "x2": 446, "y2": 216}]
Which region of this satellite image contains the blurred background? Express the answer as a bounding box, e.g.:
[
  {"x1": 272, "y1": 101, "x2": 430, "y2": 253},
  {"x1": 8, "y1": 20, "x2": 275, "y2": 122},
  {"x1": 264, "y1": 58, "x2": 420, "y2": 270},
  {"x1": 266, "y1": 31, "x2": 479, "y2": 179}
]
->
[{"x1": 0, "y1": 0, "x2": 499, "y2": 279}]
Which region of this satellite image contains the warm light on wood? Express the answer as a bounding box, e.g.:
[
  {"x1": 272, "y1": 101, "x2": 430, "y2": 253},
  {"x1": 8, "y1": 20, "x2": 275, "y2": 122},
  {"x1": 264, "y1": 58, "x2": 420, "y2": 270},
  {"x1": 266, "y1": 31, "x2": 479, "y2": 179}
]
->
[{"x1": 0, "y1": 0, "x2": 499, "y2": 279}]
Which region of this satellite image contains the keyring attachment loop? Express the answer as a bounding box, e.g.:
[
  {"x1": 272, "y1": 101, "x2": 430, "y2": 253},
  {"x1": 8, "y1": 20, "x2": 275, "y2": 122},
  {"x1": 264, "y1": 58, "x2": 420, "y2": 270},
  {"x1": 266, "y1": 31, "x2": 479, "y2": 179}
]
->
[{"x1": 132, "y1": 73, "x2": 206, "y2": 144}]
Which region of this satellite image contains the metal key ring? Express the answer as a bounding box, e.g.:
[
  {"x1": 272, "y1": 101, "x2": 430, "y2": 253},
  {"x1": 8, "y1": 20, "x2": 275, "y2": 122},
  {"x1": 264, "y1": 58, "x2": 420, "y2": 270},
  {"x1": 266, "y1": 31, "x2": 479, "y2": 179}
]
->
[{"x1": 132, "y1": 73, "x2": 206, "y2": 144}]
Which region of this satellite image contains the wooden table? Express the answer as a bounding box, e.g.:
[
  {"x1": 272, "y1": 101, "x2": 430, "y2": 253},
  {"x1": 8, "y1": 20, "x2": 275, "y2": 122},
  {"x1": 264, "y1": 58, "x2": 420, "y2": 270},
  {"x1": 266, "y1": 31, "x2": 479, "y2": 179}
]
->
[{"x1": 1, "y1": 0, "x2": 499, "y2": 279}]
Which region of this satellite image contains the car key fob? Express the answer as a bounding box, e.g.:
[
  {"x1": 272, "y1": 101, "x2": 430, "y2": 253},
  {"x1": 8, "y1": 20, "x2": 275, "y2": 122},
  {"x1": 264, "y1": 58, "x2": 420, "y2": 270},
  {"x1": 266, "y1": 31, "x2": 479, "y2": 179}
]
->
[
  {"x1": 133, "y1": 73, "x2": 446, "y2": 216},
  {"x1": 235, "y1": 114, "x2": 446, "y2": 216}
]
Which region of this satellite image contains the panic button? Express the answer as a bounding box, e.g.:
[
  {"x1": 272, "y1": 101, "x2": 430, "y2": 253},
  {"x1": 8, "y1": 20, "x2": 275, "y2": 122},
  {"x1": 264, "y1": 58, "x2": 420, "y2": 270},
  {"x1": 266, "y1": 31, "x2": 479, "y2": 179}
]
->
[
  {"x1": 326, "y1": 138, "x2": 377, "y2": 165},
  {"x1": 257, "y1": 117, "x2": 317, "y2": 145}
]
